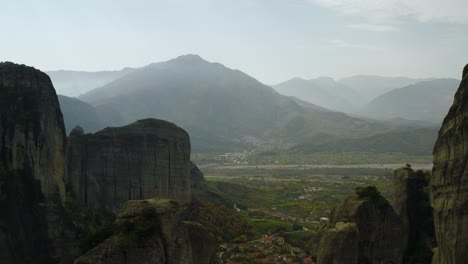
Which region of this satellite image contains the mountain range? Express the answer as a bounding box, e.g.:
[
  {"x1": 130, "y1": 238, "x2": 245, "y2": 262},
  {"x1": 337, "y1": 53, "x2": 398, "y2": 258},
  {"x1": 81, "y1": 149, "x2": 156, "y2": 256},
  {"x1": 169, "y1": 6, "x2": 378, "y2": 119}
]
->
[
  {"x1": 273, "y1": 75, "x2": 458, "y2": 123},
  {"x1": 361, "y1": 78, "x2": 459, "y2": 122},
  {"x1": 273, "y1": 77, "x2": 363, "y2": 113},
  {"x1": 51, "y1": 55, "x2": 388, "y2": 152},
  {"x1": 50, "y1": 54, "x2": 450, "y2": 154},
  {"x1": 338, "y1": 75, "x2": 433, "y2": 102}
]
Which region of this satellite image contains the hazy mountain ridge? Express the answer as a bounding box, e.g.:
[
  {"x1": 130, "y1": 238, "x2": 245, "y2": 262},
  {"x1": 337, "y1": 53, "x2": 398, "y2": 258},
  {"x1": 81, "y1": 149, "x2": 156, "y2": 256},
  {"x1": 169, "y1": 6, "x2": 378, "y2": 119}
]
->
[
  {"x1": 76, "y1": 55, "x2": 384, "y2": 152},
  {"x1": 58, "y1": 95, "x2": 107, "y2": 133},
  {"x1": 338, "y1": 75, "x2": 434, "y2": 102},
  {"x1": 362, "y1": 78, "x2": 460, "y2": 122},
  {"x1": 273, "y1": 77, "x2": 363, "y2": 113}
]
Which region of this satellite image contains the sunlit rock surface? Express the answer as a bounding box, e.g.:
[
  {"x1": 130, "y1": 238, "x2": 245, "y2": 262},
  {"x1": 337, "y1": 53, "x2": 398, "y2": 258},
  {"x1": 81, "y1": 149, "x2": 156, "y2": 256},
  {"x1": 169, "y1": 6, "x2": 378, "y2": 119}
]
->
[{"x1": 431, "y1": 64, "x2": 468, "y2": 264}]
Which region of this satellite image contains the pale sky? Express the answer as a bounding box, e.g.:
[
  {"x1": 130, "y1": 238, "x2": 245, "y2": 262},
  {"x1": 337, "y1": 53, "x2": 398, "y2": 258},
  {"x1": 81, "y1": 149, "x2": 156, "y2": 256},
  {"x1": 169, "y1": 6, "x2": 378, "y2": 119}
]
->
[{"x1": 1, "y1": 0, "x2": 467, "y2": 84}]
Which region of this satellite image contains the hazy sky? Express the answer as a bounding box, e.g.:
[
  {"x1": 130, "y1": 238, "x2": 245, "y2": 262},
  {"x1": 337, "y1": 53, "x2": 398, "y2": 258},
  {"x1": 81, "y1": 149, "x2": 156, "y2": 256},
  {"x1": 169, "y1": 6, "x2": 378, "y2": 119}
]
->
[{"x1": 1, "y1": 0, "x2": 467, "y2": 84}]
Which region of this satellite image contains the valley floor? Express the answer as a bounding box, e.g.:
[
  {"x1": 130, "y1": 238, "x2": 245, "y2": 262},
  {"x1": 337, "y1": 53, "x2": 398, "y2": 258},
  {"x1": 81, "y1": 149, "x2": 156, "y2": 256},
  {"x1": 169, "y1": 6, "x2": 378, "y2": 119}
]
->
[{"x1": 197, "y1": 163, "x2": 421, "y2": 263}]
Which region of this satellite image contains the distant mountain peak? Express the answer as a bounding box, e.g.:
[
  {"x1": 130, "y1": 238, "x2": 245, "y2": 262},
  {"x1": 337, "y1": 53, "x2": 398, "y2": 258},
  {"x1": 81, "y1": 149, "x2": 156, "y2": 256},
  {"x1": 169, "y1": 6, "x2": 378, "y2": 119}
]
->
[
  {"x1": 171, "y1": 54, "x2": 207, "y2": 63},
  {"x1": 312, "y1": 76, "x2": 336, "y2": 86},
  {"x1": 287, "y1": 77, "x2": 307, "y2": 83},
  {"x1": 315, "y1": 76, "x2": 335, "y2": 81}
]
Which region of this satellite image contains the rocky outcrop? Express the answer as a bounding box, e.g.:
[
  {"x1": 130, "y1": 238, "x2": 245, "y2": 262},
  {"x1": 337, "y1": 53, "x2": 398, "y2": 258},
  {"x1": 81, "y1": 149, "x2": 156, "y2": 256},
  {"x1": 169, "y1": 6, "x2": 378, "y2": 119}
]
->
[
  {"x1": 74, "y1": 198, "x2": 217, "y2": 264},
  {"x1": 0, "y1": 62, "x2": 67, "y2": 199},
  {"x1": 431, "y1": 65, "x2": 468, "y2": 264},
  {"x1": 0, "y1": 62, "x2": 215, "y2": 263},
  {"x1": 67, "y1": 119, "x2": 191, "y2": 211},
  {"x1": 0, "y1": 62, "x2": 76, "y2": 263},
  {"x1": 316, "y1": 222, "x2": 359, "y2": 264},
  {"x1": 394, "y1": 167, "x2": 435, "y2": 263},
  {"x1": 319, "y1": 186, "x2": 404, "y2": 264}
]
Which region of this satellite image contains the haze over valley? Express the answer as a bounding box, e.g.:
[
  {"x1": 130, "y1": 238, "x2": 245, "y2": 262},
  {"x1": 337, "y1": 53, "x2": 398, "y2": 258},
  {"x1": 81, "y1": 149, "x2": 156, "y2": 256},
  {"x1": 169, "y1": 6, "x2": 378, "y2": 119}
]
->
[{"x1": 48, "y1": 54, "x2": 450, "y2": 164}]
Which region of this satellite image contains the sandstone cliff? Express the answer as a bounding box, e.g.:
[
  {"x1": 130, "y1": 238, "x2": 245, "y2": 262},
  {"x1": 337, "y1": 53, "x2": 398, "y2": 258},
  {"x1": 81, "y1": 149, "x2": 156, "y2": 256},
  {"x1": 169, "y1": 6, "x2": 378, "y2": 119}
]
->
[
  {"x1": 0, "y1": 62, "x2": 66, "y2": 199},
  {"x1": 318, "y1": 186, "x2": 404, "y2": 264},
  {"x1": 394, "y1": 167, "x2": 435, "y2": 263},
  {"x1": 67, "y1": 119, "x2": 191, "y2": 211},
  {"x1": 316, "y1": 222, "x2": 359, "y2": 264},
  {"x1": 431, "y1": 65, "x2": 468, "y2": 264},
  {"x1": 0, "y1": 62, "x2": 76, "y2": 263},
  {"x1": 74, "y1": 198, "x2": 217, "y2": 264}
]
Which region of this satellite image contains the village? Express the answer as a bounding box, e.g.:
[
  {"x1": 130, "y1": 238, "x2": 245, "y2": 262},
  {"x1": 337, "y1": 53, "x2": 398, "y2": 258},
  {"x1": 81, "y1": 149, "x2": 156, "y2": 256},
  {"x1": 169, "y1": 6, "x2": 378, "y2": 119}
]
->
[{"x1": 219, "y1": 233, "x2": 315, "y2": 264}]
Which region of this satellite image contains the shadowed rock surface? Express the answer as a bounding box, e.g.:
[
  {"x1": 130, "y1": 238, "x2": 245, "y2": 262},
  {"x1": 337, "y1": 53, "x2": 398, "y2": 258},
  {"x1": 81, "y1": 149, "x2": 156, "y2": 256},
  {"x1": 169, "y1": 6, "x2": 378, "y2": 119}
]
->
[
  {"x1": 0, "y1": 62, "x2": 67, "y2": 199},
  {"x1": 316, "y1": 222, "x2": 359, "y2": 264},
  {"x1": 190, "y1": 161, "x2": 206, "y2": 190},
  {"x1": 74, "y1": 199, "x2": 217, "y2": 264},
  {"x1": 394, "y1": 167, "x2": 435, "y2": 263},
  {"x1": 0, "y1": 62, "x2": 78, "y2": 263},
  {"x1": 321, "y1": 186, "x2": 404, "y2": 264},
  {"x1": 67, "y1": 119, "x2": 192, "y2": 211},
  {"x1": 431, "y1": 65, "x2": 468, "y2": 264}
]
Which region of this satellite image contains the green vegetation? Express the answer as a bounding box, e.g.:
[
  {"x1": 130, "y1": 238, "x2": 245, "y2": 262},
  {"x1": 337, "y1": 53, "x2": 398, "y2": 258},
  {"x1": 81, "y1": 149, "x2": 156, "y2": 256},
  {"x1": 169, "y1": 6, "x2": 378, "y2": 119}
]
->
[
  {"x1": 63, "y1": 195, "x2": 115, "y2": 251},
  {"x1": 355, "y1": 186, "x2": 389, "y2": 207},
  {"x1": 185, "y1": 199, "x2": 256, "y2": 242},
  {"x1": 284, "y1": 230, "x2": 318, "y2": 252},
  {"x1": 188, "y1": 165, "x2": 396, "y2": 261},
  {"x1": 247, "y1": 219, "x2": 294, "y2": 235},
  {"x1": 77, "y1": 201, "x2": 161, "y2": 252},
  {"x1": 253, "y1": 151, "x2": 432, "y2": 165},
  {"x1": 290, "y1": 127, "x2": 439, "y2": 156}
]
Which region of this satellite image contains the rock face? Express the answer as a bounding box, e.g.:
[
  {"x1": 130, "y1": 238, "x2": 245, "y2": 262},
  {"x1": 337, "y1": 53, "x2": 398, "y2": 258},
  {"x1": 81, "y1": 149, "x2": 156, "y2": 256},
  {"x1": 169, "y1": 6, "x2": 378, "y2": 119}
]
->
[
  {"x1": 0, "y1": 62, "x2": 67, "y2": 199},
  {"x1": 394, "y1": 167, "x2": 435, "y2": 263},
  {"x1": 316, "y1": 222, "x2": 359, "y2": 264},
  {"x1": 431, "y1": 65, "x2": 468, "y2": 264},
  {"x1": 0, "y1": 62, "x2": 215, "y2": 263},
  {"x1": 320, "y1": 186, "x2": 404, "y2": 264},
  {"x1": 67, "y1": 119, "x2": 192, "y2": 211},
  {"x1": 0, "y1": 62, "x2": 72, "y2": 263},
  {"x1": 74, "y1": 198, "x2": 217, "y2": 264}
]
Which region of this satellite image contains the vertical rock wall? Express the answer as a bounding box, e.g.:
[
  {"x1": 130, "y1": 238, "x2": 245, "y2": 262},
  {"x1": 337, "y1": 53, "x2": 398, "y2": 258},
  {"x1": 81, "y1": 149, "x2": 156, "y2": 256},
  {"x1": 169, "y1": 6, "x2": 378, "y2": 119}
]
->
[
  {"x1": 431, "y1": 65, "x2": 468, "y2": 264},
  {"x1": 67, "y1": 119, "x2": 191, "y2": 211},
  {"x1": 0, "y1": 62, "x2": 67, "y2": 199},
  {"x1": 0, "y1": 62, "x2": 68, "y2": 263},
  {"x1": 394, "y1": 167, "x2": 435, "y2": 263}
]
